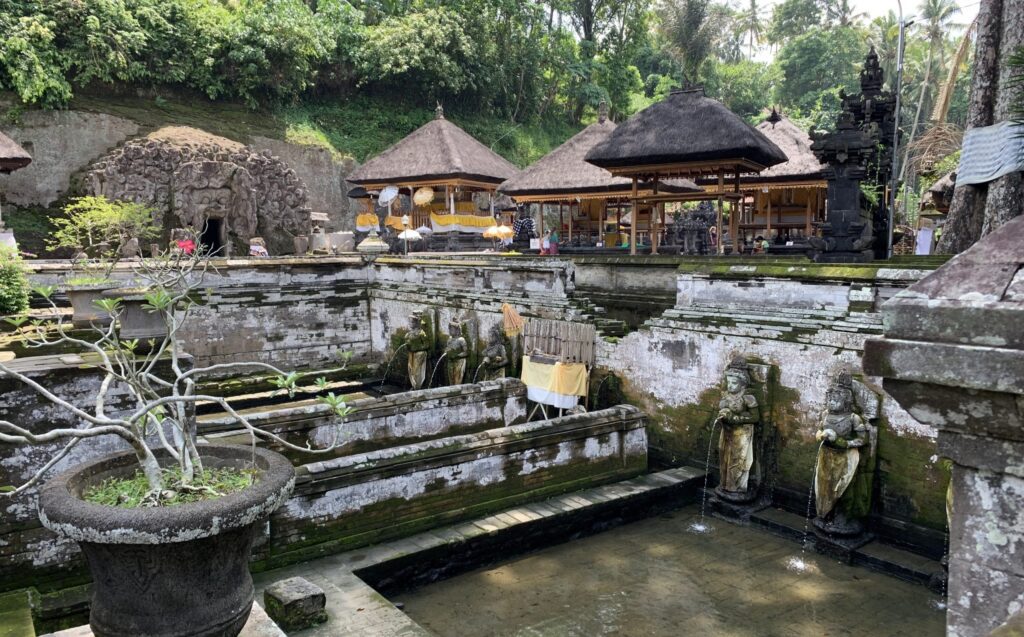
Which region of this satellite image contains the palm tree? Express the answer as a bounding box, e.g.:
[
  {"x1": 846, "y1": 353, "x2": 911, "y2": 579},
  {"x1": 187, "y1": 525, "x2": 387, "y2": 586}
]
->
[
  {"x1": 824, "y1": 0, "x2": 867, "y2": 28},
  {"x1": 901, "y1": 0, "x2": 962, "y2": 181},
  {"x1": 869, "y1": 11, "x2": 901, "y2": 85},
  {"x1": 738, "y1": 0, "x2": 765, "y2": 58},
  {"x1": 660, "y1": 0, "x2": 728, "y2": 86}
]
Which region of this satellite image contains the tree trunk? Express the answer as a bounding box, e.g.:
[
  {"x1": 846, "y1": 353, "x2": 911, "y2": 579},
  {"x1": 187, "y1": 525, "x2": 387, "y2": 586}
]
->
[
  {"x1": 980, "y1": 0, "x2": 1024, "y2": 236},
  {"x1": 938, "y1": 0, "x2": 1005, "y2": 253},
  {"x1": 900, "y1": 46, "x2": 933, "y2": 183}
]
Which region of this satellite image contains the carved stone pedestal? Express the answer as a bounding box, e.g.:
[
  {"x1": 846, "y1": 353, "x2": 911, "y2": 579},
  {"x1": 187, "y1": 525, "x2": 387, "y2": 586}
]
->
[
  {"x1": 707, "y1": 489, "x2": 768, "y2": 522},
  {"x1": 813, "y1": 529, "x2": 874, "y2": 563}
]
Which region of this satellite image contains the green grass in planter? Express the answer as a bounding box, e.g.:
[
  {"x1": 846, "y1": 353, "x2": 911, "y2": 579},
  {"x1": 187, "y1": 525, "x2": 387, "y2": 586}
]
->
[{"x1": 84, "y1": 466, "x2": 257, "y2": 508}]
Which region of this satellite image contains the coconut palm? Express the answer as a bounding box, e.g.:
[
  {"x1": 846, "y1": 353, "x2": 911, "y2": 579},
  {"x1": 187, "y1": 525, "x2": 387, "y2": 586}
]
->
[
  {"x1": 738, "y1": 0, "x2": 766, "y2": 58},
  {"x1": 824, "y1": 0, "x2": 867, "y2": 28},
  {"x1": 868, "y1": 11, "x2": 901, "y2": 86},
  {"x1": 901, "y1": 0, "x2": 962, "y2": 181},
  {"x1": 660, "y1": 0, "x2": 730, "y2": 86}
]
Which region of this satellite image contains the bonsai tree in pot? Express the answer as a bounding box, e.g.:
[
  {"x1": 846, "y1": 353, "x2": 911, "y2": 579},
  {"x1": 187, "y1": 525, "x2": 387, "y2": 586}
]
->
[
  {"x1": 49, "y1": 195, "x2": 160, "y2": 327},
  {"x1": 0, "y1": 234, "x2": 354, "y2": 637}
]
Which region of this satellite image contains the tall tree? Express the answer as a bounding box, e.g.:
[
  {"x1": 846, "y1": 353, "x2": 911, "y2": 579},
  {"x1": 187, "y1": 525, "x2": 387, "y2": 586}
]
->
[
  {"x1": 900, "y1": 0, "x2": 962, "y2": 182},
  {"x1": 767, "y1": 0, "x2": 823, "y2": 48},
  {"x1": 659, "y1": 0, "x2": 727, "y2": 86},
  {"x1": 738, "y1": 0, "x2": 765, "y2": 58},
  {"x1": 823, "y1": 0, "x2": 867, "y2": 28},
  {"x1": 939, "y1": 0, "x2": 1024, "y2": 253},
  {"x1": 868, "y1": 11, "x2": 901, "y2": 85}
]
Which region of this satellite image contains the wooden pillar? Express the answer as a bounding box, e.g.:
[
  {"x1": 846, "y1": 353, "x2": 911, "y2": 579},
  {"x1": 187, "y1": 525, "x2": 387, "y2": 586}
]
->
[
  {"x1": 536, "y1": 202, "x2": 544, "y2": 240},
  {"x1": 630, "y1": 177, "x2": 638, "y2": 256},
  {"x1": 568, "y1": 202, "x2": 574, "y2": 242},
  {"x1": 558, "y1": 202, "x2": 564, "y2": 239},
  {"x1": 766, "y1": 191, "x2": 773, "y2": 241},
  {"x1": 805, "y1": 189, "x2": 813, "y2": 237},
  {"x1": 616, "y1": 202, "x2": 622, "y2": 246},
  {"x1": 716, "y1": 169, "x2": 724, "y2": 255}
]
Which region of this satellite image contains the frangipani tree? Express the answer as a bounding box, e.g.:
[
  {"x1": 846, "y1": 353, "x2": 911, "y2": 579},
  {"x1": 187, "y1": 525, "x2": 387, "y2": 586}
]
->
[{"x1": 0, "y1": 234, "x2": 352, "y2": 505}]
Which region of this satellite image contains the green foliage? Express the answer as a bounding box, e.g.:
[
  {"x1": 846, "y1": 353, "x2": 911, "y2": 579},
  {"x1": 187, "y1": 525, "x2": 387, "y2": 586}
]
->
[
  {"x1": 775, "y1": 26, "x2": 863, "y2": 113},
  {"x1": 0, "y1": 247, "x2": 30, "y2": 316},
  {"x1": 84, "y1": 465, "x2": 256, "y2": 508},
  {"x1": 50, "y1": 196, "x2": 159, "y2": 258},
  {"x1": 703, "y1": 59, "x2": 782, "y2": 119},
  {"x1": 767, "y1": 0, "x2": 822, "y2": 46}
]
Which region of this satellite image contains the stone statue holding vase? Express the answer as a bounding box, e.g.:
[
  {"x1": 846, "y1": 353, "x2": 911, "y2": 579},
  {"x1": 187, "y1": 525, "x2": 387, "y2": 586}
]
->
[
  {"x1": 404, "y1": 312, "x2": 431, "y2": 390},
  {"x1": 444, "y1": 319, "x2": 468, "y2": 386},
  {"x1": 714, "y1": 358, "x2": 760, "y2": 503},
  {"x1": 481, "y1": 324, "x2": 509, "y2": 381},
  {"x1": 814, "y1": 371, "x2": 872, "y2": 539}
]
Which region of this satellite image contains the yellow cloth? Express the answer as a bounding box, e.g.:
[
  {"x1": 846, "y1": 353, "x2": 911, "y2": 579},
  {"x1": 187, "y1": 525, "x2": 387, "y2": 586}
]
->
[
  {"x1": 384, "y1": 215, "x2": 406, "y2": 230},
  {"x1": 520, "y1": 356, "x2": 588, "y2": 397},
  {"x1": 356, "y1": 213, "x2": 379, "y2": 228},
  {"x1": 430, "y1": 212, "x2": 494, "y2": 228}
]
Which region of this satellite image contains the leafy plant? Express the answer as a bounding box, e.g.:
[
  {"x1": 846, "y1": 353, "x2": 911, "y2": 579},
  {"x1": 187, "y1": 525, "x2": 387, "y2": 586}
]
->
[
  {"x1": 0, "y1": 246, "x2": 30, "y2": 316},
  {"x1": 0, "y1": 233, "x2": 354, "y2": 506},
  {"x1": 50, "y1": 196, "x2": 159, "y2": 258}
]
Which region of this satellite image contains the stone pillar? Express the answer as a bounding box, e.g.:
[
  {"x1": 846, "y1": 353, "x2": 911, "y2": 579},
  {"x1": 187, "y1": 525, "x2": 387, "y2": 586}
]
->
[{"x1": 864, "y1": 214, "x2": 1024, "y2": 637}]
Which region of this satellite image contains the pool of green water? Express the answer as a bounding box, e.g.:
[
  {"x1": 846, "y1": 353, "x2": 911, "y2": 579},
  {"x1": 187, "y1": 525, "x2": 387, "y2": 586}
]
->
[{"x1": 397, "y1": 505, "x2": 944, "y2": 637}]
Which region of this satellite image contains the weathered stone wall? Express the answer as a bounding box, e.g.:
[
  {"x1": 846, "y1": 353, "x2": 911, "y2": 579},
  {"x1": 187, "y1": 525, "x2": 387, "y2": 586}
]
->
[
  {"x1": 200, "y1": 379, "x2": 528, "y2": 458},
  {"x1": 572, "y1": 256, "x2": 680, "y2": 328},
  {"x1": 0, "y1": 110, "x2": 139, "y2": 207},
  {"x1": 27, "y1": 257, "x2": 372, "y2": 372},
  {"x1": 263, "y1": 405, "x2": 647, "y2": 568},
  {"x1": 250, "y1": 136, "x2": 357, "y2": 233},
  {"x1": 596, "y1": 260, "x2": 950, "y2": 550}
]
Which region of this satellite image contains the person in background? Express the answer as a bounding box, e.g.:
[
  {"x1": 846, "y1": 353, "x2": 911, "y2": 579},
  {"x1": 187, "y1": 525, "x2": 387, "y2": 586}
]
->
[
  {"x1": 549, "y1": 229, "x2": 560, "y2": 255},
  {"x1": 541, "y1": 230, "x2": 551, "y2": 255}
]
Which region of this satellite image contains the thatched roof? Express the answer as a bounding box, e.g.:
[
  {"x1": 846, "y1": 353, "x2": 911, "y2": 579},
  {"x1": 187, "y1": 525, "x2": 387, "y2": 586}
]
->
[
  {"x1": 0, "y1": 131, "x2": 31, "y2": 174},
  {"x1": 499, "y1": 116, "x2": 700, "y2": 198},
  {"x1": 584, "y1": 89, "x2": 787, "y2": 174},
  {"x1": 347, "y1": 105, "x2": 518, "y2": 187},
  {"x1": 744, "y1": 111, "x2": 824, "y2": 183},
  {"x1": 921, "y1": 170, "x2": 956, "y2": 214}
]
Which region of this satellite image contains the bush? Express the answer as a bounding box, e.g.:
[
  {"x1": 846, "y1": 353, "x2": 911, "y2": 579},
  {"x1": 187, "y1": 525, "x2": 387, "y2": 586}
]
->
[
  {"x1": 50, "y1": 196, "x2": 159, "y2": 259},
  {"x1": 0, "y1": 247, "x2": 30, "y2": 316}
]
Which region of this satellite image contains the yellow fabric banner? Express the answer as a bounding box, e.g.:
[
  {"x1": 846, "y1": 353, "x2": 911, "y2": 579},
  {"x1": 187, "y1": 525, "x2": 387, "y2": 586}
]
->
[
  {"x1": 520, "y1": 356, "x2": 588, "y2": 397},
  {"x1": 355, "y1": 213, "x2": 379, "y2": 228},
  {"x1": 383, "y1": 215, "x2": 406, "y2": 230},
  {"x1": 430, "y1": 212, "x2": 494, "y2": 228}
]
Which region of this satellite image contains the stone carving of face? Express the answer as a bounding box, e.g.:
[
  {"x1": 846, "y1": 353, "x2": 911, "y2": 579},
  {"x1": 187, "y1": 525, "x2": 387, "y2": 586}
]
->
[
  {"x1": 725, "y1": 371, "x2": 747, "y2": 394},
  {"x1": 827, "y1": 388, "x2": 852, "y2": 414},
  {"x1": 449, "y1": 322, "x2": 461, "y2": 338}
]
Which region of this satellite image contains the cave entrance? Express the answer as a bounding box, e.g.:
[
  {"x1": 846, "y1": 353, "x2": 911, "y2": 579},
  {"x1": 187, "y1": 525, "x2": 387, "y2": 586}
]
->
[{"x1": 200, "y1": 217, "x2": 226, "y2": 256}]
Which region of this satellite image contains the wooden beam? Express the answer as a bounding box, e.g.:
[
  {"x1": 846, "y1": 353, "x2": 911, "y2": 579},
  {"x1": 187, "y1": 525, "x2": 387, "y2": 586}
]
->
[{"x1": 604, "y1": 158, "x2": 767, "y2": 178}]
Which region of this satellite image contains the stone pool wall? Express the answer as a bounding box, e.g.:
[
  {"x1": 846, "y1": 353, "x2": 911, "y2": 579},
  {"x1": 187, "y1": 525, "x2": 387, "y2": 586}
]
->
[
  {"x1": 201, "y1": 379, "x2": 527, "y2": 458},
  {"x1": 595, "y1": 259, "x2": 951, "y2": 551},
  {"x1": 260, "y1": 404, "x2": 648, "y2": 569}
]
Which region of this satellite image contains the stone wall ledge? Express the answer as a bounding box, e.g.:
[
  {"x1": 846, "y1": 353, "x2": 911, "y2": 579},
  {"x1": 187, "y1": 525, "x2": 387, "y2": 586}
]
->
[
  {"x1": 296, "y1": 405, "x2": 645, "y2": 488},
  {"x1": 864, "y1": 339, "x2": 1024, "y2": 397}
]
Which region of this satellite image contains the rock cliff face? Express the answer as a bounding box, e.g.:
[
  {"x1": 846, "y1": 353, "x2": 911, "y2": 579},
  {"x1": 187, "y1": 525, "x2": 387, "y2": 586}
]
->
[{"x1": 85, "y1": 127, "x2": 311, "y2": 254}]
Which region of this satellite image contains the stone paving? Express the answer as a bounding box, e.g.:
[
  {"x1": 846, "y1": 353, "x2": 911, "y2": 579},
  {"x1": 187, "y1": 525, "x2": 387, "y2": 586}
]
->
[{"x1": 399, "y1": 505, "x2": 946, "y2": 637}]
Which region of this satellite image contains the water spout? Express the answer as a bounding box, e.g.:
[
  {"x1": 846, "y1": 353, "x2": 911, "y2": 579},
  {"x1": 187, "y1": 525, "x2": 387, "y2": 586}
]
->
[
  {"x1": 381, "y1": 343, "x2": 409, "y2": 389},
  {"x1": 786, "y1": 441, "x2": 824, "y2": 573},
  {"x1": 472, "y1": 361, "x2": 487, "y2": 384},
  {"x1": 688, "y1": 419, "x2": 718, "y2": 535},
  {"x1": 428, "y1": 353, "x2": 448, "y2": 388}
]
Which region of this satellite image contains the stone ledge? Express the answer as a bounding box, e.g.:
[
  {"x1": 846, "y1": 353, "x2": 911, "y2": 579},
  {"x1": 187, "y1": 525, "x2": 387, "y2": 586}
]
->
[{"x1": 39, "y1": 602, "x2": 285, "y2": 637}]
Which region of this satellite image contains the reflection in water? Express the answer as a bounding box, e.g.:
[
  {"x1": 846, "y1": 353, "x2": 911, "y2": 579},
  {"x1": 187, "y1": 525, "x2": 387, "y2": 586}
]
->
[{"x1": 399, "y1": 504, "x2": 945, "y2": 637}]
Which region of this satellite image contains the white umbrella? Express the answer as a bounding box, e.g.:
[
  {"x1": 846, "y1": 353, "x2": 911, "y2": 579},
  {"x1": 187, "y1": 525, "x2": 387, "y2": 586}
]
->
[{"x1": 398, "y1": 228, "x2": 422, "y2": 255}]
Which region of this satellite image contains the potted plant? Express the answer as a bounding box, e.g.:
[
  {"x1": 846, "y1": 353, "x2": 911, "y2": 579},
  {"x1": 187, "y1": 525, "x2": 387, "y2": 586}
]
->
[
  {"x1": 1, "y1": 234, "x2": 354, "y2": 637},
  {"x1": 49, "y1": 196, "x2": 160, "y2": 327}
]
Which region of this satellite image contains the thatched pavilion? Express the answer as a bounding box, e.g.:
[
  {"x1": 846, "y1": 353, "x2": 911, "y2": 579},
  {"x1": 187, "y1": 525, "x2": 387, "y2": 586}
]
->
[
  {"x1": 347, "y1": 105, "x2": 518, "y2": 235},
  {"x1": 585, "y1": 89, "x2": 786, "y2": 255},
  {"x1": 0, "y1": 131, "x2": 32, "y2": 248},
  {"x1": 499, "y1": 105, "x2": 699, "y2": 249},
  {"x1": 714, "y1": 110, "x2": 826, "y2": 251},
  {"x1": 0, "y1": 131, "x2": 31, "y2": 174}
]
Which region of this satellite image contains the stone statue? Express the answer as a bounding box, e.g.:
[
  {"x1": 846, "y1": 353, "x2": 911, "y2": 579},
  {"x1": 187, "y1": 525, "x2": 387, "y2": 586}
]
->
[
  {"x1": 481, "y1": 324, "x2": 508, "y2": 381},
  {"x1": 814, "y1": 371, "x2": 871, "y2": 536},
  {"x1": 444, "y1": 319, "x2": 468, "y2": 386},
  {"x1": 404, "y1": 313, "x2": 431, "y2": 390},
  {"x1": 714, "y1": 359, "x2": 760, "y2": 502}
]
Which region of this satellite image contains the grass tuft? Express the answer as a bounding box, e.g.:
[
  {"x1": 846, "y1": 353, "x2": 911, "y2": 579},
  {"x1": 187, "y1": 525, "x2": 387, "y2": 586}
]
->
[{"x1": 84, "y1": 465, "x2": 257, "y2": 508}]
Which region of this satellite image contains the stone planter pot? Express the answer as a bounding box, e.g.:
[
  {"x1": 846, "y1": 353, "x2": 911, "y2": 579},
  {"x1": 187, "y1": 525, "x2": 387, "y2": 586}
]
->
[
  {"x1": 102, "y1": 288, "x2": 165, "y2": 340},
  {"x1": 66, "y1": 284, "x2": 118, "y2": 329},
  {"x1": 38, "y1": 444, "x2": 295, "y2": 637}
]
